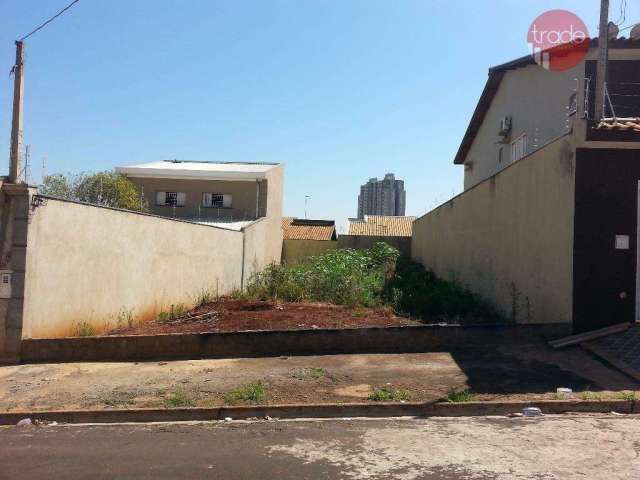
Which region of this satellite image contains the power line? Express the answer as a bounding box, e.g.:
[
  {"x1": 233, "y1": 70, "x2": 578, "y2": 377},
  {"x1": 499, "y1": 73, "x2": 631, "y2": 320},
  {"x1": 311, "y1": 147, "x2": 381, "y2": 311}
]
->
[
  {"x1": 18, "y1": 0, "x2": 81, "y2": 42},
  {"x1": 615, "y1": 0, "x2": 627, "y2": 25},
  {"x1": 615, "y1": 21, "x2": 639, "y2": 33}
]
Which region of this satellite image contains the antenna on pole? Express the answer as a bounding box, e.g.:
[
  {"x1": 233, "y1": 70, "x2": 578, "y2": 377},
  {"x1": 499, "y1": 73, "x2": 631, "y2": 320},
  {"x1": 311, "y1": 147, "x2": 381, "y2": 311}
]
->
[
  {"x1": 23, "y1": 145, "x2": 31, "y2": 184},
  {"x1": 41, "y1": 156, "x2": 47, "y2": 184}
]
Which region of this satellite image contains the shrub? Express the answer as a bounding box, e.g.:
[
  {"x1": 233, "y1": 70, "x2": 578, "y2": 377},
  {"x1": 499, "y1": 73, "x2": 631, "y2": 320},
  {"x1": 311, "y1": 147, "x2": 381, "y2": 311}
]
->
[
  {"x1": 246, "y1": 242, "x2": 400, "y2": 307},
  {"x1": 385, "y1": 258, "x2": 506, "y2": 323}
]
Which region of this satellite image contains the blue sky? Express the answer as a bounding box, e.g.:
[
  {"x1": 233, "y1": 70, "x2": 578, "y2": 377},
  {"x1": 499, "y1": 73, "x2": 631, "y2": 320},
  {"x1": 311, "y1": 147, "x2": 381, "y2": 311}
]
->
[{"x1": 1, "y1": 0, "x2": 638, "y2": 231}]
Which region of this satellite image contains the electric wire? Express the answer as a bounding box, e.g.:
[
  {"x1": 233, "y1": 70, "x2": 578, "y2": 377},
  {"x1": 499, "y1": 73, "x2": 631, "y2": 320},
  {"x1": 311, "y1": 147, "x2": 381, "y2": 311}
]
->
[{"x1": 18, "y1": 0, "x2": 81, "y2": 42}]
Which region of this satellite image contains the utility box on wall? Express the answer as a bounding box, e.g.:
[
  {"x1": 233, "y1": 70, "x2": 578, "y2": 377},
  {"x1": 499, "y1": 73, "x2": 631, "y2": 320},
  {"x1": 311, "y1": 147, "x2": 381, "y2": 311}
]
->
[{"x1": 0, "y1": 270, "x2": 12, "y2": 299}]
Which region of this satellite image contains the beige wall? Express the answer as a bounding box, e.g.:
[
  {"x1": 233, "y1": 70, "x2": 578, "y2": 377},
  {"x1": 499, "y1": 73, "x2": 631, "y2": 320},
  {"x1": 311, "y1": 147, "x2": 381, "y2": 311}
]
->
[
  {"x1": 282, "y1": 239, "x2": 338, "y2": 265},
  {"x1": 241, "y1": 164, "x2": 284, "y2": 284},
  {"x1": 22, "y1": 199, "x2": 245, "y2": 339},
  {"x1": 242, "y1": 216, "x2": 282, "y2": 286},
  {"x1": 413, "y1": 135, "x2": 576, "y2": 324},
  {"x1": 263, "y1": 164, "x2": 284, "y2": 219}
]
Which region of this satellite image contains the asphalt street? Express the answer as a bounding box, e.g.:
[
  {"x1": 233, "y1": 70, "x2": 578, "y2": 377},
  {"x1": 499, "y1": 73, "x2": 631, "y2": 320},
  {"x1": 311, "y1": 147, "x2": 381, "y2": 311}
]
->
[{"x1": 0, "y1": 415, "x2": 638, "y2": 479}]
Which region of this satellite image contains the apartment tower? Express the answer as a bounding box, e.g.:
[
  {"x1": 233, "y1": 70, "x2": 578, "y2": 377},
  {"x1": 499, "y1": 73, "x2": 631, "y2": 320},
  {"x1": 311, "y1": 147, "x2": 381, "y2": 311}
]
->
[{"x1": 357, "y1": 173, "x2": 406, "y2": 218}]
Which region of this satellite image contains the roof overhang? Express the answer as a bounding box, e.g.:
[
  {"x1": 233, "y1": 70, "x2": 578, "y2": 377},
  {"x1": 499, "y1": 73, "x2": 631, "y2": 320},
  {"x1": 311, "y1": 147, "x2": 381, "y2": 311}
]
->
[
  {"x1": 453, "y1": 70, "x2": 505, "y2": 165},
  {"x1": 115, "y1": 168, "x2": 266, "y2": 182}
]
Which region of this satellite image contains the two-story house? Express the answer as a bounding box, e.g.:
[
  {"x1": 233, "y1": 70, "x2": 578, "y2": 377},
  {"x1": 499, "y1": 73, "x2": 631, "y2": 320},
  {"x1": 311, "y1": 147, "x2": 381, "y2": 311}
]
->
[
  {"x1": 116, "y1": 160, "x2": 283, "y2": 228},
  {"x1": 412, "y1": 38, "x2": 640, "y2": 334}
]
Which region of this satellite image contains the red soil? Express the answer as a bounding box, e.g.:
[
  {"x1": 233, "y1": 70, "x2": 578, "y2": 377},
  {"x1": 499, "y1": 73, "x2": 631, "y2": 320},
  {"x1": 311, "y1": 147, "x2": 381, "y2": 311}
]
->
[{"x1": 106, "y1": 298, "x2": 420, "y2": 336}]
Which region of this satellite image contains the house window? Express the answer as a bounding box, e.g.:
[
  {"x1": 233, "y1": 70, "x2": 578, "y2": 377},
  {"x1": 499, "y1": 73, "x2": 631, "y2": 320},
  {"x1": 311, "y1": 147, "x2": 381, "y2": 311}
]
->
[
  {"x1": 202, "y1": 193, "x2": 232, "y2": 208},
  {"x1": 498, "y1": 147, "x2": 504, "y2": 164},
  {"x1": 510, "y1": 134, "x2": 527, "y2": 163},
  {"x1": 156, "y1": 191, "x2": 186, "y2": 207}
]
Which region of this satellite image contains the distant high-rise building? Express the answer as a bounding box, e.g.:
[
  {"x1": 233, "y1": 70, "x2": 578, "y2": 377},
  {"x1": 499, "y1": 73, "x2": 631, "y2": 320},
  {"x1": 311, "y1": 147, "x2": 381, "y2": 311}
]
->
[{"x1": 357, "y1": 173, "x2": 406, "y2": 218}]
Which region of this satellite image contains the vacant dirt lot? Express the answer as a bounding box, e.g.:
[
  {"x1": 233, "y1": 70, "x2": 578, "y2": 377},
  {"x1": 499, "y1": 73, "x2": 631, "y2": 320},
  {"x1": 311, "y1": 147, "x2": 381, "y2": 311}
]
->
[
  {"x1": 107, "y1": 299, "x2": 421, "y2": 336},
  {"x1": 1, "y1": 342, "x2": 637, "y2": 412}
]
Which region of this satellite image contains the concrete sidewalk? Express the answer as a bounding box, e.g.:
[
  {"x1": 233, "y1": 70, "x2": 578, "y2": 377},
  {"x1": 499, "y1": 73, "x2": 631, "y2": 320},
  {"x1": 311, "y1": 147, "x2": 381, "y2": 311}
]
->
[{"x1": 1, "y1": 342, "x2": 637, "y2": 412}]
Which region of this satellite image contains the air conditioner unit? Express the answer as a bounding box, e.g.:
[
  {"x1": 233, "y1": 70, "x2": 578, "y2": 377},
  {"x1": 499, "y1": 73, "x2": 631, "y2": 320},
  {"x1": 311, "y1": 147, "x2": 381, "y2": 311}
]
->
[{"x1": 498, "y1": 116, "x2": 512, "y2": 138}]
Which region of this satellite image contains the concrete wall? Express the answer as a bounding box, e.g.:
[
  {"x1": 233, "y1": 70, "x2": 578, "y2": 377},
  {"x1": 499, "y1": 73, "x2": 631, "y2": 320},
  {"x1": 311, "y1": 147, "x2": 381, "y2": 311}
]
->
[
  {"x1": 21, "y1": 324, "x2": 569, "y2": 363},
  {"x1": 338, "y1": 235, "x2": 412, "y2": 258},
  {"x1": 412, "y1": 134, "x2": 576, "y2": 324},
  {"x1": 21, "y1": 198, "x2": 246, "y2": 339},
  {"x1": 128, "y1": 177, "x2": 264, "y2": 221},
  {"x1": 0, "y1": 184, "x2": 33, "y2": 362},
  {"x1": 282, "y1": 239, "x2": 338, "y2": 265},
  {"x1": 241, "y1": 164, "x2": 284, "y2": 283}
]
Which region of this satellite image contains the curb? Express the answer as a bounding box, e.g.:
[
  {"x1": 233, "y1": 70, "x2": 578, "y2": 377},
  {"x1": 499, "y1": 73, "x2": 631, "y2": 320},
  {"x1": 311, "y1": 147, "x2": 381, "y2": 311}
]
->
[{"x1": 0, "y1": 400, "x2": 635, "y2": 425}]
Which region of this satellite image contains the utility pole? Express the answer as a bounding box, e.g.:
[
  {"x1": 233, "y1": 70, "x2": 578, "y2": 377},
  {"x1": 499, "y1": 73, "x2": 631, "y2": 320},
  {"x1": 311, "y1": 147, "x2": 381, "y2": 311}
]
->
[
  {"x1": 304, "y1": 195, "x2": 310, "y2": 219},
  {"x1": 594, "y1": 0, "x2": 610, "y2": 120},
  {"x1": 9, "y1": 41, "x2": 25, "y2": 183}
]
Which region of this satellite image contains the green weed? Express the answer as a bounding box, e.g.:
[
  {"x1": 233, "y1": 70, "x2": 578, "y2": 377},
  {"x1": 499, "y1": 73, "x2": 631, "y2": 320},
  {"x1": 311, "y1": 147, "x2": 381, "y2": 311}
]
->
[
  {"x1": 115, "y1": 308, "x2": 135, "y2": 329},
  {"x1": 73, "y1": 321, "x2": 96, "y2": 337},
  {"x1": 615, "y1": 391, "x2": 637, "y2": 401},
  {"x1": 163, "y1": 390, "x2": 196, "y2": 408},
  {"x1": 292, "y1": 367, "x2": 330, "y2": 380},
  {"x1": 224, "y1": 382, "x2": 267, "y2": 404},
  {"x1": 443, "y1": 389, "x2": 475, "y2": 403},
  {"x1": 580, "y1": 391, "x2": 603, "y2": 401},
  {"x1": 368, "y1": 387, "x2": 410, "y2": 402},
  {"x1": 385, "y1": 258, "x2": 506, "y2": 324},
  {"x1": 157, "y1": 304, "x2": 188, "y2": 323},
  {"x1": 194, "y1": 288, "x2": 216, "y2": 307},
  {"x1": 244, "y1": 243, "x2": 501, "y2": 325},
  {"x1": 99, "y1": 390, "x2": 137, "y2": 408},
  {"x1": 245, "y1": 242, "x2": 400, "y2": 307}
]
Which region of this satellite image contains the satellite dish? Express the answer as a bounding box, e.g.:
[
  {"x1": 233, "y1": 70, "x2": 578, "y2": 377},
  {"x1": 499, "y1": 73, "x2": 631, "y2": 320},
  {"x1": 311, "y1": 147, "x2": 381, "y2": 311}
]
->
[
  {"x1": 631, "y1": 24, "x2": 640, "y2": 40},
  {"x1": 608, "y1": 21, "x2": 619, "y2": 39}
]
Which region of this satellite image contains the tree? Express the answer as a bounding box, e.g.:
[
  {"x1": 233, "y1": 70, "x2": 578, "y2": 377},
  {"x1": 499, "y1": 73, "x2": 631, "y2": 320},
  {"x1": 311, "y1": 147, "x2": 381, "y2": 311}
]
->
[{"x1": 40, "y1": 171, "x2": 149, "y2": 212}]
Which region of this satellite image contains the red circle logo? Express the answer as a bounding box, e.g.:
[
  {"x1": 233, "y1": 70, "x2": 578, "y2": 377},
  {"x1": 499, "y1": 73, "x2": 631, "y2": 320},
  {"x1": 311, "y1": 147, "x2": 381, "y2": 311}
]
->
[{"x1": 527, "y1": 10, "x2": 590, "y2": 71}]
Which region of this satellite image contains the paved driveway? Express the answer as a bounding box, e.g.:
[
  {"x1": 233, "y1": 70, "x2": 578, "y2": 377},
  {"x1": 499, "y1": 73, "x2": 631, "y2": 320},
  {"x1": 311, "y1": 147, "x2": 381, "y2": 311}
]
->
[{"x1": 1, "y1": 415, "x2": 638, "y2": 479}]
